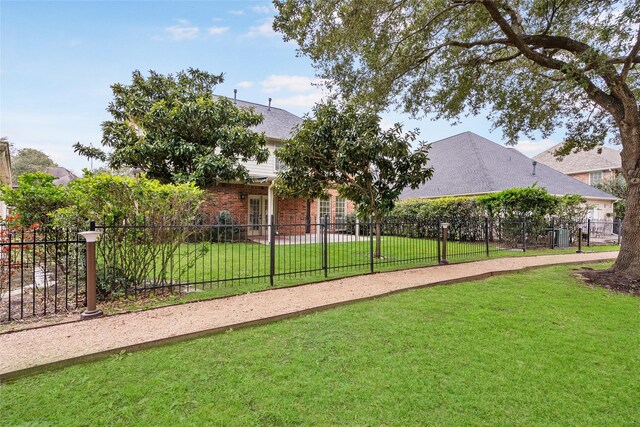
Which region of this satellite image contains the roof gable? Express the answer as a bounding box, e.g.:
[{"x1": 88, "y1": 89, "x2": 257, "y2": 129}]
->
[
  {"x1": 533, "y1": 143, "x2": 622, "y2": 174},
  {"x1": 401, "y1": 132, "x2": 617, "y2": 200}
]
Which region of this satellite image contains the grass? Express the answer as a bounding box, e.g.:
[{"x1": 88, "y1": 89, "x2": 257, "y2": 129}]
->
[
  {"x1": 2, "y1": 263, "x2": 638, "y2": 426},
  {"x1": 104, "y1": 240, "x2": 619, "y2": 310}
]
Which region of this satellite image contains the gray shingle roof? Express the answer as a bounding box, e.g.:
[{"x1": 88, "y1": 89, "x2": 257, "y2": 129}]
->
[
  {"x1": 401, "y1": 132, "x2": 617, "y2": 200},
  {"x1": 45, "y1": 167, "x2": 78, "y2": 186},
  {"x1": 214, "y1": 96, "x2": 303, "y2": 141},
  {"x1": 533, "y1": 143, "x2": 622, "y2": 174}
]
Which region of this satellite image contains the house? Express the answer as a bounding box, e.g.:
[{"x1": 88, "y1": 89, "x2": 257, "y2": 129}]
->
[
  {"x1": 45, "y1": 167, "x2": 78, "y2": 186},
  {"x1": 0, "y1": 140, "x2": 11, "y2": 218},
  {"x1": 533, "y1": 143, "x2": 622, "y2": 186},
  {"x1": 201, "y1": 97, "x2": 354, "y2": 235},
  {"x1": 400, "y1": 132, "x2": 618, "y2": 220}
]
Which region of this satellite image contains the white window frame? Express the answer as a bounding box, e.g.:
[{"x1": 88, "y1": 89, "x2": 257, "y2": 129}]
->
[
  {"x1": 335, "y1": 197, "x2": 347, "y2": 230},
  {"x1": 589, "y1": 171, "x2": 603, "y2": 186},
  {"x1": 319, "y1": 198, "x2": 331, "y2": 222}
]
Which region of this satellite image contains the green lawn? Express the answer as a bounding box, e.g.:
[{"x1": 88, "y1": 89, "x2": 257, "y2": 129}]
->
[
  {"x1": 2, "y1": 263, "x2": 638, "y2": 426},
  {"x1": 104, "y1": 239, "x2": 618, "y2": 310}
]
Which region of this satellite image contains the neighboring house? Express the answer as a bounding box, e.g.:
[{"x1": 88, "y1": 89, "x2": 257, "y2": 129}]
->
[
  {"x1": 0, "y1": 141, "x2": 11, "y2": 218},
  {"x1": 533, "y1": 143, "x2": 622, "y2": 186},
  {"x1": 400, "y1": 132, "x2": 618, "y2": 221},
  {"x1": 45, "y1": 167, "x2": 78, "y2": 186},
  {"x1": 201, "y1": 97, "x2": 354, "y2": 235}
]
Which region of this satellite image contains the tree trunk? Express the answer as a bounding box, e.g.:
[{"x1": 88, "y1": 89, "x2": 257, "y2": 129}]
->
[
  {"x1": 611, "y1": 122, "x2": 640, "y2": 279},
  {"x1": 375, "y1": 221, "x2": 382, "y2": 259}
]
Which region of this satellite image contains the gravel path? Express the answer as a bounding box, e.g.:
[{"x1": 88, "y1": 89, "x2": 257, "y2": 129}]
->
[{"x1": 0, "y1": 252, "x2": 618, "y2": 380}]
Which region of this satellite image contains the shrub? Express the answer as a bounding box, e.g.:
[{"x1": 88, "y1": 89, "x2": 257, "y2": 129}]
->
[
  {"x1": 50, "y1": 173, "x2": 205, "y2": 298},
  {"x1": 0, "y1": 172, "x2": 69, "y2": 227}
]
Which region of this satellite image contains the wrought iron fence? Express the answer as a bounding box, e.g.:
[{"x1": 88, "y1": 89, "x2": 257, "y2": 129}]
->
[
  {"x1": 0, "y1": 215, "x2": 622, "y2": 323},
  {"x1": 0, "y1": 225, "x2": 87, "y2": 322}
]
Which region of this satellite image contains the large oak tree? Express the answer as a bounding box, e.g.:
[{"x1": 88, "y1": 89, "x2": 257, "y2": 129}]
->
[{"x1": 274, "y1": 0, "x2": 640, "y2": 279}]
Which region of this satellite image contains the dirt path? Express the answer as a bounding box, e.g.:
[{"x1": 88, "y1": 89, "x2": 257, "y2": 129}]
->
[{"x1": 0, "y1": 252, "x2": 618, "y2": 380}]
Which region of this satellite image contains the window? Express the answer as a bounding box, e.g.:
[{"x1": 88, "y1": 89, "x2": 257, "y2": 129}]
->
[
  {"x1": 275, "y1": 156, "x2": 284, "y2": 172},
  {"x1": 319, "y1": 198, "x2": 331, "y2": 221},
  {"x1": 335, "y1": 197, "x2": 346, "y2": 229},
  {"x1": 589, "y1": 171, "x2": 603, "y2": 186}
]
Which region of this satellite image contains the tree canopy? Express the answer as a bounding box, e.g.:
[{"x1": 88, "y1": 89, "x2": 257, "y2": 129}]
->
[
  {"x1": 74, "y1": 68, "x2": 269, "y2": 187},
  {"x1": 10, "y1": 145, "x2": 57, "y2": 179},
  {"x1": 274, "y1": 0, "x2": 640, "y2": 279},
  {"x1": 275, "y1": 101, "x2": 432, "y2": 256}
]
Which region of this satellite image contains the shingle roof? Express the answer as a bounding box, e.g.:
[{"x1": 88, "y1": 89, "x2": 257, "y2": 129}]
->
[
  {"x1": 45, "y1": 167, "x2": 78, "y2": 186},
  {"x1": 533, "y1": 143, "x2": 622, "y2": 174},
  {"x1": 401, "y1": 132, "x2": 617, "y2": 200},
  {"x1": 214, "y1": 96, "x2": 303, "y2": 141}
]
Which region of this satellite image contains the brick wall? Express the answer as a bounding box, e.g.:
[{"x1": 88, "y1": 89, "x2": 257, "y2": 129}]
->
[
  {"x1": 201, "y1": 183, "x2": 268, "y2": 223},
  {"x1": 202, "y1": 184, "x2": 355, "y2": 231},
  {"x1": 569, "y1": 170, "x2": 617, "y2": 186}
]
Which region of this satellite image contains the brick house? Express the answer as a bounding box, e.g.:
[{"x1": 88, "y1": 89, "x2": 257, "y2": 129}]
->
[
  {"x1": 533, "y1": 143, "x2": 622, "y2": 186},
  {"x1": 201, "y1": 97, "x2": 354, "y2": 237}
]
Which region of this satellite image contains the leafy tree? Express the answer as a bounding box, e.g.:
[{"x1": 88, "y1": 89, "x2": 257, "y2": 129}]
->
[
  {"x1": 10, "y1": 146, "x2": 57, "y2": 179},
  {"x1": 478, "y1": 186, "x2": 559, "y2": 219},
  {"x1": 273, "y1": 1, "x2": 640, "y2": 278},
  {"x1": 74, "y1": 68, "x2": 269, "y2": 187},
  {"x1": 0, "y1": 172, "x2": 68, "y2": 227},
  {"x1": 596, "y1": 176, "x2": 627, "y2": 218},
  {"x1": 274, "y1": 101, "x2": 432, "y2": 257}
]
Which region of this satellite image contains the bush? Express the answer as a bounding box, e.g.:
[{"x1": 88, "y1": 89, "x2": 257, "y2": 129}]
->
[{"x1": 49, "y1": 172, "x2": 204, "y2": 298}]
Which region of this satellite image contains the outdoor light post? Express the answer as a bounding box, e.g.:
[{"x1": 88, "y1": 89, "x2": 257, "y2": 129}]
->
[
  {"x1": 79, "y1": 222, "x2": 103, "y2": 319},
  {"x1": 440, "y1": 223, "x2": 449, "y2": 265}
]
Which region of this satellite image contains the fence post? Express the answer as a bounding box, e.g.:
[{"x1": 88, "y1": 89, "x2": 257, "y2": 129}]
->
[
  {"x1": 440, "y1": 223, "x2": 449, "y2": 265},
  {"x1": 484, "y1": 217, "x2": 490, "y2": 257},
  {"x1": 269, "y1": 215, "x2": 275, "y2": 287},
  {"x1": 321, "y1": 215, "x2": 328, "y2": 278},
  {"x1": 521, "y1": 218, "x2": 527, "y2": 252},
  {"x1": 587, "y1": 218, "x2": 591, "y2": 247},
  {"x1": 369, "y1": 215, "x2": 374, "y2": 273},
  {"x1": 79, "y1": 221, "x2": 103, "y2": 320},
  {"x1": 437, "y1": 221, "x2": 441, "y2": 264},
  {"x1": 576, "y1": 227, "x2": 583, "y2": 253},
  {"x1": 550, "y1": 217, "x2": 556, "y2": 249},
  {"x1": 616, "y1": 218, "x2": 622, "y2": 245}
]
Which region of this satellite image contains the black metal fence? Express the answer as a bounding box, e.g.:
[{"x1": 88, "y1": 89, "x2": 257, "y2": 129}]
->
[
  {"x1": 0, "y1": 225, "x2": 87, "y2": 322},
  {"x1": 0, "y1": 216, "x2": 622, "y2": 323},
  {"x1": 91, "y1": 216, "x2": 621, "y2": 296}
]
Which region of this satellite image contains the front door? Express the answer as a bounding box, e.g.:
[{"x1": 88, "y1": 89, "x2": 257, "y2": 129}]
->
[{"x1": 248, "y1": 195, "x2": 269, "y2": 236}]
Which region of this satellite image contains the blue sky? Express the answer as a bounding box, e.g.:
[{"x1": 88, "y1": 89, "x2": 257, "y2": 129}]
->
[{"x1": 1, "y1": 0, "x2": 562, "y2": 174}]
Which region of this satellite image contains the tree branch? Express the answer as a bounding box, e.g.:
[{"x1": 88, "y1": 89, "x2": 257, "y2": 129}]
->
[{"x1": 621, "y1": 26, "x2": 640, "y2": 81}]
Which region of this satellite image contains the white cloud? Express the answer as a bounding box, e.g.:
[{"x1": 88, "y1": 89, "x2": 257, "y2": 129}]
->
[
  {"x1": 252, "y1": 5, "x2": 272, "y2": 14},
  {"x1": 236, "y1": 81, "x2": 254, "y2": 88},
  {"x1": 229, "y1": 10, "x2": 245, "y2": 16},
  {"x1": 246, "y1": 18, "x2": 277, "y2": 38},
  {"x1": 513, "y1": 139, "x2": 558, "y2": 157},
  {"x1": 165, "y1": 20, "x2": 200, "y2": 40},
  {"x1": 211, "y1": 17, "x2": 223, "y2": 22},
  {"x1": 208, "y1": 26, "x2": 230, "y2": 36},
  {"x1": 272, "y1": 93, "x2": 325, "y2": 110},
  {"x1": 260, "y1": 74, "x2": 323, "y2": 93}
]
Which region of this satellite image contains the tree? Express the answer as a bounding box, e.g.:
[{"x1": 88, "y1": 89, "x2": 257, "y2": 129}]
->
[
  {"x1": 10, "y1": 145, "x2": 57, "y2": 179},
  {"x1": 273, "y1": 0, "x2": 640, "y2": 280},
  {"x1": 0, "y1": 172, "x2": 69, "y2": 227},
  {"x1": 74, "y1": 68, "x2": 269, "y2": 187},
  {"x1": 596, "y1": 176, "x2": 627, "y2": 218},
  {"x1": 274, "y1": 101, "x2": 432, "y2": 257}
]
